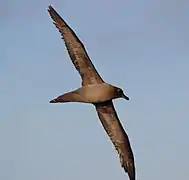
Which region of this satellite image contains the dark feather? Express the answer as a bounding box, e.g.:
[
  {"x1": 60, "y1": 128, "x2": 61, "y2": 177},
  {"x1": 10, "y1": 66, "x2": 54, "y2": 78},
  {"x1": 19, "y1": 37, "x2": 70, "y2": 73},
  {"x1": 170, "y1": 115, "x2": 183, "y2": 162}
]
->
[
  {"x1": 47, "y1": 6, "x2": 104, "y2": 86},
  {"x1": 95, "y1": 101, "x2": 135, "y2": 180}
]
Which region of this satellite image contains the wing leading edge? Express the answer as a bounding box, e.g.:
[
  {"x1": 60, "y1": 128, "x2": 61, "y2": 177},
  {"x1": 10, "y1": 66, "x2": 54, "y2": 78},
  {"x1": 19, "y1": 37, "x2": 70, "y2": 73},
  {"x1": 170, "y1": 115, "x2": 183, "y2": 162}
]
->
[
  {"x1": 47, "y1": 6, "x2": 104, "y2": 86},
  {"x1": 95, "y1": 101, "x2": 135, "y2": 180}
]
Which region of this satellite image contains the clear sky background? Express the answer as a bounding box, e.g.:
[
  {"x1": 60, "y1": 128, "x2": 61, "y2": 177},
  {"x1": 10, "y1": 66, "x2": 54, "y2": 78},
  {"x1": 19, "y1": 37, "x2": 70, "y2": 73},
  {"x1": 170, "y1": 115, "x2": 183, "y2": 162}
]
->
[{"x1": 1, "y1": 0, "x2": 189, "y2": 180}]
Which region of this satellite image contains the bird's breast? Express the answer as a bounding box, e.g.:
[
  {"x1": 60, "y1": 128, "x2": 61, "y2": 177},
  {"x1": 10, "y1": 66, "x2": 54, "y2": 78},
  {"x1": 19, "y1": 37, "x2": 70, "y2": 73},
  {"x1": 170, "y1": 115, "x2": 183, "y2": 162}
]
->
[{"x1": 80, "y1": 83, "x2": 115, "y2": 103}]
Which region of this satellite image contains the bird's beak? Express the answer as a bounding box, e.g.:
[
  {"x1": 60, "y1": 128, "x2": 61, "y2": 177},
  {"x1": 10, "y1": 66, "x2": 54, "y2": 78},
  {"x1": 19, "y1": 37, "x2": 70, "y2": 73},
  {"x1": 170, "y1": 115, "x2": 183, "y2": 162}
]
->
[{"x1": 122, "y1": 94, "x2": 129, "y2": 100}]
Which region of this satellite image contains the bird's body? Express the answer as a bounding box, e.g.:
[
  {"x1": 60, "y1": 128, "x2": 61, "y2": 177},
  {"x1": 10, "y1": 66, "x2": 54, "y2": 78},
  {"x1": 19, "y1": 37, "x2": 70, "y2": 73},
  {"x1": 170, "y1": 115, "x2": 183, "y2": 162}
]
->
[
  {"x1": 50, "y1": 83, "x2": 129, "y2": 103},
  {"x1": 47, "y1": 6, "x2": 135, "y2": 180}
]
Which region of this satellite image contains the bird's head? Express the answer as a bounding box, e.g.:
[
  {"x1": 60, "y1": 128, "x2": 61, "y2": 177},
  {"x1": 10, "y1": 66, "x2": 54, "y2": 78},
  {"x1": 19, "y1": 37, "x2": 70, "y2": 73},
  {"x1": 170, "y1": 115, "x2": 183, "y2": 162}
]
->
[{"x1": 114, "y1": 87, "x2": 129, "y2": 100}]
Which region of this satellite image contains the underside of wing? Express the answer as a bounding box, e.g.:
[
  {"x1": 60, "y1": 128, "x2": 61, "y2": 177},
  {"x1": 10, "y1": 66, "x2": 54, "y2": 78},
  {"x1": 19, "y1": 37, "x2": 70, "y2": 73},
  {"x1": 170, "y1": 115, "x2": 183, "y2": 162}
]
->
[
  {"x1": 47, "y1": 6, "x2": 104, "y2": 86},
  {"x1": 95, "y1": 101, "x2": 135, "y2": 180}
]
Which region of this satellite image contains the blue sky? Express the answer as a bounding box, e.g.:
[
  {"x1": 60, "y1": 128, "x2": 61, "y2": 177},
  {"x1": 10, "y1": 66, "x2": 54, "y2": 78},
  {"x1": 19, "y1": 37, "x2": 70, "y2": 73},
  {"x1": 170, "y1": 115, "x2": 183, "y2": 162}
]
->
[{"x1": 1, "y1": 0, "x2": 189, "y2": 179}]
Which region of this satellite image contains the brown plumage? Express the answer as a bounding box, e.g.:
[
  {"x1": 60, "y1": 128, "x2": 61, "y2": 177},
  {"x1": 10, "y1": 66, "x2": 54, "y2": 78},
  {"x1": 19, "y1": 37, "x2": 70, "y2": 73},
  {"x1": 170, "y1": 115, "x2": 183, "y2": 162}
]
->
[
  {"x1": 48, "y1": 5, "x2": 135, "y2": 180},
  {"x1": 50, "y1": 83, "x2": 129, "y2": 103},
  {"x1": 95, "y1": 101, "x2": 135, "y2": 180},
  {"x1": 47, "y1": 6, "x2": 103, "y2": 86}
]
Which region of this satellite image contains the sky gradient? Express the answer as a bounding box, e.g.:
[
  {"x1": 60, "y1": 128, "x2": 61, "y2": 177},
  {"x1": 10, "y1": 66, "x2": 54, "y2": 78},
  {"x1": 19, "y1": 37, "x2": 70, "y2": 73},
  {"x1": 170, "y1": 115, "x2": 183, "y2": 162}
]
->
[{"x1": 1, "y1": 0, "x2": 189, "y2": 180}]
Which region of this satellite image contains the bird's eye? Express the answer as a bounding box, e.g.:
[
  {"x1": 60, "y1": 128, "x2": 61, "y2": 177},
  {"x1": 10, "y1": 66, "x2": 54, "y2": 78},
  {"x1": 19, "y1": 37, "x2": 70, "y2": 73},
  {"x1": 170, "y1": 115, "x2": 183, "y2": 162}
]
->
[{"x1": 117, "y1": 88, "x2": 122, "y2": 93}]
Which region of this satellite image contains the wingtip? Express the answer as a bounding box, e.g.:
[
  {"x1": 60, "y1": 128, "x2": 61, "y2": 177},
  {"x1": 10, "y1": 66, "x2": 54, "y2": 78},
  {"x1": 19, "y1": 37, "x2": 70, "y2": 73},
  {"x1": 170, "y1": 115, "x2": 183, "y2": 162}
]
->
[{"x1": 47, "y1": 5, "x2": 54, "y2": 12}]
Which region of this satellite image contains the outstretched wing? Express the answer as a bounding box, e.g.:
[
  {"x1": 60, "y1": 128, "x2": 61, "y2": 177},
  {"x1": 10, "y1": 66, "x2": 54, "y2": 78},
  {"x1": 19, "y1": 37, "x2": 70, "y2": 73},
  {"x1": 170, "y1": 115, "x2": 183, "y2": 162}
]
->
[
  {"x1": 95, "y1": 101, "x2": 135, "y2": 180},
  {"x1": 47, "y1": 6, "x2": 104, "y2": 86}
]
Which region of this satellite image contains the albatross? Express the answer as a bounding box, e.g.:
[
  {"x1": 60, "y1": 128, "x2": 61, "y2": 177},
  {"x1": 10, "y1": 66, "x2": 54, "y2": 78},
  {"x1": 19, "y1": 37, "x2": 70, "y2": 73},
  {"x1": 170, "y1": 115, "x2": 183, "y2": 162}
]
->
[{"x1": 48, "y1": 6, "x2": 135, "y2": 180}]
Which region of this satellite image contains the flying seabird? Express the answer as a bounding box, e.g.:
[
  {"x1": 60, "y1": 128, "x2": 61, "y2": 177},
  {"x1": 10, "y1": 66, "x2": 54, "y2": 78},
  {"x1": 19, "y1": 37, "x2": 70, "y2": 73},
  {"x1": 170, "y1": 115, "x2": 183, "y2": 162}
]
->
[{"x1": 47, "y1": 6, "x2": 135, "y2": 180}]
